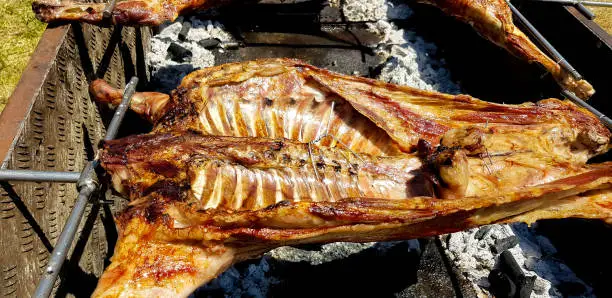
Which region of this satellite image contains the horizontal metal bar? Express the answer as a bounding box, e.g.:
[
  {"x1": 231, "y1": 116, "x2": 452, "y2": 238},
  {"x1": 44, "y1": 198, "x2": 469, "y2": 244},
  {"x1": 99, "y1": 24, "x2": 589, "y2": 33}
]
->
[
  {"x1": 507, "y1": 1, "x2": 583, "y2": 80},
  {"x1": 33, "y1": 76, "x2": 138, "y2": 298},
  {"x1": 561, "y1": 90, "x2": 612, "y2": 129},
  {"x1": 531, "y1": 0, "x2": 612, "y2": 7},
  {"x1": 0, "y1": 170, "x2": 80, "y2": 182}
]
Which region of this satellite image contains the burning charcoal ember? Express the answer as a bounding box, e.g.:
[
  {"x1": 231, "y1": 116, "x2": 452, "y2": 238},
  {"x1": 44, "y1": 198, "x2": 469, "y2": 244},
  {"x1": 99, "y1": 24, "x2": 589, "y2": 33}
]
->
[
  {"x1": 492, "y1": 236, "x2": 519, "y2": 254},
  {"x1": 198, "y1": 38, "x2": 221, "y2": 49},
  {"x1": 178, "y1": 20, "x2": 191, "y2": 41},
  {"x1": 166, "y1": 42, "x2": 192, "y2": 62},
  {"x1": 488, "y1": 269, "x2": 517, "y2": 298},
  {"x1": 474, "y1": 225, "x2": 493, "y2": 240}
]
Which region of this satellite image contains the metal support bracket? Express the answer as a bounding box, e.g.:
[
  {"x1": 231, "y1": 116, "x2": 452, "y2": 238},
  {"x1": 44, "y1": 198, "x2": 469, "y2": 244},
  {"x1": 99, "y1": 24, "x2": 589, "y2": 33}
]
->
[{"x1": 33, "y1": 76, "x2": 138, "y2": 298}]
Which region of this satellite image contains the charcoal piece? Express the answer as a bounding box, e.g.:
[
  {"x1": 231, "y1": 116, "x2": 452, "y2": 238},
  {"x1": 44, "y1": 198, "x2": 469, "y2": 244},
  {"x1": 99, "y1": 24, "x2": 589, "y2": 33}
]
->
[
  {"x1": 492, "y1": 235, "x2": 519, "y2": 254},
  {"x1": 499, "y1": 250, "x2": 524, "y2": 282},
  {"x1": 518, "y1": 275, "x2": 536, "y2": 298},
  {"x1": 197, "y1": 38, "x2": 221, "y2": 49},
  {"x1": 178, "y1": 21, "x2": 191, "y2": 41},
  {"x1": 166, "y1": 42, "x2": 192, "y2": 62},
  {"x1": 497, "y1": 251, "x2": 537, "y2": 298},
  {"x1": 488, "y1": 269, "x2": 517, "y2": 298},
  {"x1": 474, "y1": 225, "x2": 493, "y2": 240}
]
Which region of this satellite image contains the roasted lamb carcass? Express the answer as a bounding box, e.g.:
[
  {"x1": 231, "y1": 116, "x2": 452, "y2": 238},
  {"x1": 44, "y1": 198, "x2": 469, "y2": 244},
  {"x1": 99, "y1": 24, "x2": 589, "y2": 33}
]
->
[
  {"x1": 90, "y1": 59, "x2": 611, "y2": 297},
  {"x1": 33, "y1": 0, "x2": 593, "y2": 98},
  {"x1": 94, "y1": 132, "x2": 612, "y2": 297}
]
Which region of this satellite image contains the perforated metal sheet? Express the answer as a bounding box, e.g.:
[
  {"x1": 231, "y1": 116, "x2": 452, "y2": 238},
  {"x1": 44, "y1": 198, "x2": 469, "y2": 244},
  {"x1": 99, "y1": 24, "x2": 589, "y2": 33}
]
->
[{"x1": 0, "y1": 23, "x2": 150, "y2": 297}]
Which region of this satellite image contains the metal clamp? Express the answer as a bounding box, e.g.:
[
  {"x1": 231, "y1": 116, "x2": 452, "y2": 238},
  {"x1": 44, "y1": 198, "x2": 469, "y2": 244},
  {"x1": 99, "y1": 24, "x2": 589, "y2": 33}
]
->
[
  {"x1": 103, "y1": 0, "x2": 117, "y2": 20},
  {"x1": 33, "y1": 77, "x2": 138, "y2": 298}
]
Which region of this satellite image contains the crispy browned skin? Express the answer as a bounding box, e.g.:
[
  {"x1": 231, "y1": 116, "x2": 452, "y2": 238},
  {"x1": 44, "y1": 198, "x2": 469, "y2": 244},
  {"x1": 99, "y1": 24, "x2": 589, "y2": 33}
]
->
[
  {"x1": 91, "y1": 59, "x2": 610, "y2": 297},
  {"x1": 420, "y1": 0, "x2": 593, "y2": 98},
  {"x1": 92, "y1": 59, "x2": 608, "y2": 158}
]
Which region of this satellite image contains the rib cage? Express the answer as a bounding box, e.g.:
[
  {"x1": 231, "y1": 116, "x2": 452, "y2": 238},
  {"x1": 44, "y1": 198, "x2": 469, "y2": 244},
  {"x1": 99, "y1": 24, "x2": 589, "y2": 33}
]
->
[
  {"x1": 189, "y1": 152, "x2": 426, "y2": 211},
  {"x1": 177, "y1": 70, "x2": 402, "y2": 156},
  {"x1": 102, "y1": 133, "x2": 427, "y2": 210}
]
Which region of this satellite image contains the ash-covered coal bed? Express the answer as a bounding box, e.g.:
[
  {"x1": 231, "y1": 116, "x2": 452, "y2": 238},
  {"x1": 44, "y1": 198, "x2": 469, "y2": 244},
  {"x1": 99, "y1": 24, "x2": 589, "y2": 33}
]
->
[{"x1": 145, "y1": 1, "x2": 594, "y2": 297}]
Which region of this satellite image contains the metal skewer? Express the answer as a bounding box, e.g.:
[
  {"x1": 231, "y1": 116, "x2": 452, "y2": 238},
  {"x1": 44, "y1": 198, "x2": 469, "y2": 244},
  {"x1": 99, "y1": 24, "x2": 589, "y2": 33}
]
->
[
  {"x1": 561, "y1": 90, "x2": 612, "y2": 129},
  {"x1": 506, "y1": 0, "x2": 583, "y2": 80},
  {"x1": 33, "y1": 77, "x2": 138, "y2": 298},
  {"x1": 0, "y1": 170, "x2": 80, "y2": 182},
  {"x1": 530, "y1": 0, "x2": 612, "y2": 7}
]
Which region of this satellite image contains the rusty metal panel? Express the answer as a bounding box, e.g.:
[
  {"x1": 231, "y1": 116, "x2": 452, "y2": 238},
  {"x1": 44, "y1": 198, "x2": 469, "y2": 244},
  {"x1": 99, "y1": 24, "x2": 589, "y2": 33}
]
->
[{"x1": 0, "y1": 23, "x2": 150, "y2": 297}]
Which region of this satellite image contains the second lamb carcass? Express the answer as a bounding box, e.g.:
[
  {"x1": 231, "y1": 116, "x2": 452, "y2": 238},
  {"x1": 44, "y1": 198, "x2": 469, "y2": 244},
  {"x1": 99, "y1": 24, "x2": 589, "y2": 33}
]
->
[
  {"x1": 89, "y1": 59, "x2": 611, "y2": 297},
  {"x1": 33, "y1": 0, "x2": 593, "y2": 98},
  {"x1": 91, "y1": 58, "x2": 607, "y2": 161}
]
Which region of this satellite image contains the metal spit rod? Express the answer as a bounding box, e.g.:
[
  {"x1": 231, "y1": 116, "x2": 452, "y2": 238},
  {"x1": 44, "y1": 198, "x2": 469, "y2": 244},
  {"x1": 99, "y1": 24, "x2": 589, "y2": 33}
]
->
[
  {"x1": 506, "y1": 0, "x2": 583, "y2": 80},
  {"x1": 561, "y1": 90, "x2": 612, "y2": 129},
  {"x1": 531, "y1": 0, "x2": 612, "y2": 7},
  {"x1": 0, "y1": 170, "x2": 80, "y2": 182},
  {"x1": 33, "y1": 76, "x2": 138, "y2": 298}
]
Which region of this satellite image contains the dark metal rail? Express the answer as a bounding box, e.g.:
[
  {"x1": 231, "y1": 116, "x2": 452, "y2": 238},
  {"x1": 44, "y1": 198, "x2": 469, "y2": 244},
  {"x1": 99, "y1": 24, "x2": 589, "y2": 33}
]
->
[
  {"x1": 32, "y1": 76, "x2": 138, "y2": 298},
  {"x1": 531, "y1": 0, "x2": 612, "y2": 7}
]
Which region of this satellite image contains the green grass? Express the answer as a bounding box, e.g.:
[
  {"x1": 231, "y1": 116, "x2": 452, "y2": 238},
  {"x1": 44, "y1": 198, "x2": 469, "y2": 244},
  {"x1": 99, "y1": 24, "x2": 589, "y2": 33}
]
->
[
  {"x1": 592, "y1": 1, "x2": 612, "y2": 34},
  {"x1": 0, "y1": 0, "x2": 46, "y2": 112}
]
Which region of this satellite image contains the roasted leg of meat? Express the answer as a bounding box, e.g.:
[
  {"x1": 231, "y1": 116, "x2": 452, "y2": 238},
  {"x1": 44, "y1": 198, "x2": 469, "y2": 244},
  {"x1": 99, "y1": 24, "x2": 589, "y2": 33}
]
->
[
  {"x1": 419, "y1": 0, "x2": 594, "y2": 98},
  {"x1": 90, "y1": 59, "x2": 611, "y2": 297},
  {"x1": 34, "y1": 1, "x2": 592, "y2": 97},
  {"x1": 94, "y1": 132, "x2": 612, "y2": 297}
]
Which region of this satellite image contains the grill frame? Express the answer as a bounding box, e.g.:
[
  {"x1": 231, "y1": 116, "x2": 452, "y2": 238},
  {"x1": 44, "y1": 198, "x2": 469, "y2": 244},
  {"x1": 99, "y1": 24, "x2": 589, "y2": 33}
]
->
[{"x1": 0, "y1": 2, "x2": 611, "y2": 297}]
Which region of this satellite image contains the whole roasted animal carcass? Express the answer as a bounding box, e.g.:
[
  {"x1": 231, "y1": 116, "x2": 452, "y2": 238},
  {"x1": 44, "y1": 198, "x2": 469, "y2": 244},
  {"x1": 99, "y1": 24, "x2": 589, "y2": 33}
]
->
[
  {"x1": 90, "y1": 59, "x2": 612, "y2": 297},
  {"x1": 32, "y1": 0, "x2": 593, "y2": 99}
]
